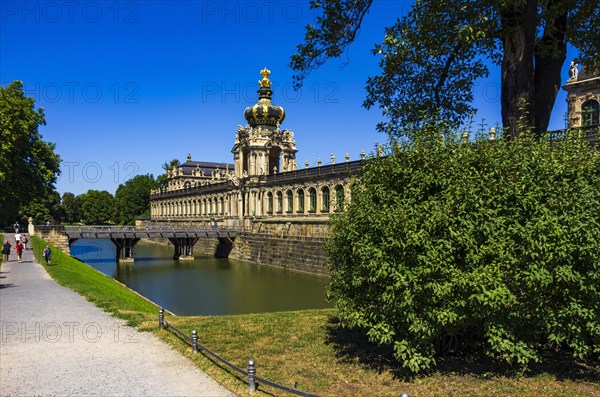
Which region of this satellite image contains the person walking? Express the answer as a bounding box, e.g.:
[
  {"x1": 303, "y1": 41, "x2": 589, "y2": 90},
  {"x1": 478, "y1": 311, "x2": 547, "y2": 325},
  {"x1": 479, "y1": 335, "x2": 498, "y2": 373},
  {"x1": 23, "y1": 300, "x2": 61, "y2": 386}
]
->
[
  {"x1": 14, "y1": 232, "x2": 21, "y2": 244},
  {"x1": 43, "y1": 246, "x2": 51, "y2": 265},
  {"x1": 13, "y1": 221, "x2": 20, "y2": 233},
  {"x1": 15, "y1": 241, "x2": 24, "y2": 263},
  {"x1": 2, "y1": 240, "x2": 11, "y2": 262}
]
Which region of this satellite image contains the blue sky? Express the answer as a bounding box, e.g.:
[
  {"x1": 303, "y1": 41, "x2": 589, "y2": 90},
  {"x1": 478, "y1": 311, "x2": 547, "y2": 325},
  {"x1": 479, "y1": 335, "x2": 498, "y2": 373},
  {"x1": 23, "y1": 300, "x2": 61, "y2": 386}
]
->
[{"x1": 1, "y1": 1, "x2": 576, "y2": 195}]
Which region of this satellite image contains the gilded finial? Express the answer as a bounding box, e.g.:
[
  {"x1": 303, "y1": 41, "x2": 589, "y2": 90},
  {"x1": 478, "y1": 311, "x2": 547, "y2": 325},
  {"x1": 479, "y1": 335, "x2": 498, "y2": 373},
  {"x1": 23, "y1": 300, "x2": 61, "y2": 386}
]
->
[
  {"x1": 259, "y1": 67, "x2": 272, "y2": 88},
  {"x1": 187, "y1": 153, "x2": 191, "y2": 162}
]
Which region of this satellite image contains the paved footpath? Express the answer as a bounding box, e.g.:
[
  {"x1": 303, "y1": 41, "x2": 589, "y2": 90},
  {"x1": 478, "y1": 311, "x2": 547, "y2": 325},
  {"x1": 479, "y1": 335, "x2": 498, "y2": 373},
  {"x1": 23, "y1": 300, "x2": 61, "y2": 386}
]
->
[{"x1": 0, "y1": 234, "x2": 235, "y2": 397}]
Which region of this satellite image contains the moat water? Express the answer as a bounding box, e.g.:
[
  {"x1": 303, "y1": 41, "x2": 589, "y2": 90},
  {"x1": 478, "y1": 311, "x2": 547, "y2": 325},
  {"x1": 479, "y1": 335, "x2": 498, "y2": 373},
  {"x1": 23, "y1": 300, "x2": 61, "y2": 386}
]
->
[{"x1": 70, "y1": 239, "x2": 331, "y2": 316}]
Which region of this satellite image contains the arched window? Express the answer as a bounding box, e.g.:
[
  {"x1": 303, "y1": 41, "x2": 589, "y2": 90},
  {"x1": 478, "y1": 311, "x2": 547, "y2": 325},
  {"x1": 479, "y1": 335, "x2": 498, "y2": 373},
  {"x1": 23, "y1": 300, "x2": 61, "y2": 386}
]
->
[
  {"x1": 267, "y1": 192, "x2": 273, "y2": 213},
  {"x1": 582, "y1": 100, "x2": 599, "y2": 127},
  {"x1": 219, "y1": 197, "x2": 224, "y2": 214},
  {"x1": 297, "y1": 189, "x2": 305, "y2": 213},
  {"x1": 276, "y1": 191, "x2": 283, "y2": 213},
  {"x1": 309, "y1": 188, "x2": 317, "y2": 212},
  {"x1": 286, "y1": 190, "x2": 293, "y2": 213},
  {"x1": 321, "y1": 186, "x2": 330, "y2": 212},
  {"x1": 335, "y1": 185, "x2": 345, "y2": 211}
]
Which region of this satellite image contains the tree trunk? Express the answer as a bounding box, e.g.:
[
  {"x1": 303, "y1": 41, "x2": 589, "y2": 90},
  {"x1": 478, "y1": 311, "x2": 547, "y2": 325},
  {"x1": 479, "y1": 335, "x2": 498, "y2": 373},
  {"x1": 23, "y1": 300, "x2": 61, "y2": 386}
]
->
[
  {"x1": 500, "y1": 0, "x2": 537, "y2": 137},
  {"x1": 534, "y1": 6, "x2": 568, "y2": 135}
]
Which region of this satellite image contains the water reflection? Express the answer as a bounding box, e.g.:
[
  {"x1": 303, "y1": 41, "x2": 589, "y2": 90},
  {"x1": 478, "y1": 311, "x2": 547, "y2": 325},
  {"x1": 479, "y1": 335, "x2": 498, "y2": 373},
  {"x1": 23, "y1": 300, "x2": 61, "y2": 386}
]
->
[{"x1": 70, "y1": 239, "x2": 331, "y2": 315}]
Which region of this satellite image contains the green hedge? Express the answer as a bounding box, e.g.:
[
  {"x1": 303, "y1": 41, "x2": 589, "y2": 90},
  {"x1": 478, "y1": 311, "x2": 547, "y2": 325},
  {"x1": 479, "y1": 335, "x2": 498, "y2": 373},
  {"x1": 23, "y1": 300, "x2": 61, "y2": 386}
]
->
[{"x1": 327, "y1": 131, "x2": 600, "y2": 373}]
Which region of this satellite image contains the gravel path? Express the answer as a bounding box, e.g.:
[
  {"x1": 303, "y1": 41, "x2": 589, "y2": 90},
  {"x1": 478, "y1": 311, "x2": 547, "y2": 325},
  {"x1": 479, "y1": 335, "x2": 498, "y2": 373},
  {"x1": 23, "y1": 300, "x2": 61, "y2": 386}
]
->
[{"x1": 0, "y1": 235, "x2": 235, "y2": 397}]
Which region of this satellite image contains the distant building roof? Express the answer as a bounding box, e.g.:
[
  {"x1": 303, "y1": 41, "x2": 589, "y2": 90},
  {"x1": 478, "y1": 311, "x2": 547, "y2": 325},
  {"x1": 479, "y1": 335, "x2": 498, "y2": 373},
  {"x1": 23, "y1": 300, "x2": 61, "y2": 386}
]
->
[{"x1": 176, "y1": 161, "x2": 234, "y2": 177}]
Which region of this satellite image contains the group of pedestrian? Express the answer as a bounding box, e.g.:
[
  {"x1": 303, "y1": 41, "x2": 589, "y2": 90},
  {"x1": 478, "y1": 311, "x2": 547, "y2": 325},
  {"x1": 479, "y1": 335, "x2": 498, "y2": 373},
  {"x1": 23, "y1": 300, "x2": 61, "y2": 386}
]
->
[
  {"x1": 11, "y1": 226, "x2": 28, "y2": 263},
  {"x1": 2, "y1": 221, "x2": 51, "y2": 265},
  {"x1": 2, "y1": 237, "x2": 26, "y2": 264}
]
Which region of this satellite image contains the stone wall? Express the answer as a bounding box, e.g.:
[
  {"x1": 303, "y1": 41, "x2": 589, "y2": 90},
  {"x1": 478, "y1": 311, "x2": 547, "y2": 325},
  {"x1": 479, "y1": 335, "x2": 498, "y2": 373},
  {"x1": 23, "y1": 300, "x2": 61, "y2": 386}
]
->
[
  {"x1": 229, "y1": 232, "x2": 330, "y2": 275},
  {"x1": 193, "y1": 238, "x2": 220, "y2": 257},
  {"x1": 139, "y1": 218, "x2": 332, "y2": 275},
  {"x1": 29, "y1": 225, "x2": 70, "y2": 252}
]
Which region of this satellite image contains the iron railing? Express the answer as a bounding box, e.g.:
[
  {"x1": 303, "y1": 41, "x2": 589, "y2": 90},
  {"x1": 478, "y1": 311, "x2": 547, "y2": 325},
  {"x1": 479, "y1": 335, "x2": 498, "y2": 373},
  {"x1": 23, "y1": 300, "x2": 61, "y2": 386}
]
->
[
  {"x1": 547, "y1": 125, "x2": 599, "y2": 143},
  {"x1": 158, "y1": 308, "x2": 323, "y2": 396}
]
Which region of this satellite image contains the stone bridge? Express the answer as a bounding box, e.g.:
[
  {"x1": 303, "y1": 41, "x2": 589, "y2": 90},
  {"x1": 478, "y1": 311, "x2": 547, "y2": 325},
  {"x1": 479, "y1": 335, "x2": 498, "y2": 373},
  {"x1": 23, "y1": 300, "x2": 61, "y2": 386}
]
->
[{"x1": 30, "y1": 225, "x2": 238, "y2": 262}]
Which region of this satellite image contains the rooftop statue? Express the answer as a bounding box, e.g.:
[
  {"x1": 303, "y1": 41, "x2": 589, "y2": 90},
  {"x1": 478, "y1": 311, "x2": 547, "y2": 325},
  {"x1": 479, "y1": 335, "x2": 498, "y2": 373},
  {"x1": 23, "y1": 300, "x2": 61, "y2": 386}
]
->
[{"x1": 569, "y1": 61, "x2": 578, "y2": 80}]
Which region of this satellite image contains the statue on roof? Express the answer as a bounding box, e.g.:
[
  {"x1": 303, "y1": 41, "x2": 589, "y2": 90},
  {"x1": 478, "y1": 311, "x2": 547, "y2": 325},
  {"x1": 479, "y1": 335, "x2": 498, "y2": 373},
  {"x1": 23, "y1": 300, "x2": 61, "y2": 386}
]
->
[{"x1": 569, "y1": 61, "x2": 578, "y2": 80}]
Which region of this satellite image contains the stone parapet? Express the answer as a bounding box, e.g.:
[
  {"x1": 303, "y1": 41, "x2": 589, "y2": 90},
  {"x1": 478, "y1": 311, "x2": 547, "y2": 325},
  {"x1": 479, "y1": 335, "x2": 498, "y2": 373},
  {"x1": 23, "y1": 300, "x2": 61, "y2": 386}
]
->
[{"x1": 31, "y1": 225, "x2": 70, "y2": 253}]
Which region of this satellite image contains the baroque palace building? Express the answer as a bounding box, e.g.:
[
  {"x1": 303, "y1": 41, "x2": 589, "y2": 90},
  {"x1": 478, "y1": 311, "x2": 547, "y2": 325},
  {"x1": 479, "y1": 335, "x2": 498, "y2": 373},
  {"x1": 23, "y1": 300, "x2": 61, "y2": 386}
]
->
[
  {"x1": 150, "y1": 64, "x2": 599, "y2": 233},
  {"x1": 563, "y1": 63, "x2": 600, "y2": 129},
  {"x1": 149, "y1": 68, "x2": 364, "y2": 233},
  {"x1": 146, "y1": 65, "x2": 598, "y2": 273}
]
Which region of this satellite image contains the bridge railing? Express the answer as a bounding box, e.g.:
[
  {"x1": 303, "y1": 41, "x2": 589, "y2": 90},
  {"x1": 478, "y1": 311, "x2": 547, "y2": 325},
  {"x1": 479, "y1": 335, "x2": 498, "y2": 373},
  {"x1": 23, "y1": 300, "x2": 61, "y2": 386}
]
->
[
  {"x1": 63, "y1": 225, "x2": 242, "y2": 233},
  {"x1": 64, "y1": 225, "x2": 137, "y2": 231},
  {"x1": 158, "y1": 308, "x2": 326, "y2": 397}
]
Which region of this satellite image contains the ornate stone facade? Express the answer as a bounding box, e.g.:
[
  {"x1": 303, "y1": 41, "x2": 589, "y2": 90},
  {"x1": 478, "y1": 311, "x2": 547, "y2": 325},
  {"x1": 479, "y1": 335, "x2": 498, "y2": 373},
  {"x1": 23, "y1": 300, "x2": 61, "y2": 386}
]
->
[
  {"x1": 149, "y1": 68, "x2": 363, "y2": 233},
  {"x1": 563, "y1": 64, "x2": 600, "y2": 129}
]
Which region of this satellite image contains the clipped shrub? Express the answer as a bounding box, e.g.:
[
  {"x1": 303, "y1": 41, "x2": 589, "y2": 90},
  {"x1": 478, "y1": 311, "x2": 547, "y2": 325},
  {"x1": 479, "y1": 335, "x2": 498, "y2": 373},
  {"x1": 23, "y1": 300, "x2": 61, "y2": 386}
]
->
[{"x1": 327, "y1": 130, "x2": 600, "y2": 373}]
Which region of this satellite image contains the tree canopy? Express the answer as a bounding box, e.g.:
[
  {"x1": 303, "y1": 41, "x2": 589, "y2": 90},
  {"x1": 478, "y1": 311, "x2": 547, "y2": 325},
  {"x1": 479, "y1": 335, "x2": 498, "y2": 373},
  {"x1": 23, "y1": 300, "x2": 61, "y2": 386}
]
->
[
  {"x1": 80, "y1": 190, "x2": 114, "y2": 225},
  {"x1": 290, "y1": 0, "x2": 600, "y2": 138},
  {"x1": 60, "y1": 192, "x2": 82, "y2": 224},
  {"x1": 113, "y1": 174, "x2": 158, "y2": 225},
  {"x1": 0, "y1": 81, "x2": 61, "y2": 225}
]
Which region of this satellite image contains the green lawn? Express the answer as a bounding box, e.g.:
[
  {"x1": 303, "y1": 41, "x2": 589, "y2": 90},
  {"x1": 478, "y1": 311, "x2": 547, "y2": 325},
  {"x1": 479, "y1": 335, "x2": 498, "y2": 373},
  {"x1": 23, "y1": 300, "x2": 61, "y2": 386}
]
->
[{"x1": 29, "y1": 236, "x2": 600, "y2": 397}]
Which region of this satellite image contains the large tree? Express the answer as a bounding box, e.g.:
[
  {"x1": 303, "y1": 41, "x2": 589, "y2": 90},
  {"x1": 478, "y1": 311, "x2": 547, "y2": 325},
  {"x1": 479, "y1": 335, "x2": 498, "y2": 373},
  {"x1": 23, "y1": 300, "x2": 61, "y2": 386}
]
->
[
  {"x1": 113, "y1": 174, "x2": 158, "y2": 225},
  {"x1": 0, "y1": 81, "x2": 61, "y2": 225},
  {"x1": 61, "y1": 192, "x2": 83, "y2": 224},
  {"x1": 80, "y1": 190, "x2": 114, "y2": 225},
  {"x1": 290, "y1": 0, "x2": 600, "y2": 137}
]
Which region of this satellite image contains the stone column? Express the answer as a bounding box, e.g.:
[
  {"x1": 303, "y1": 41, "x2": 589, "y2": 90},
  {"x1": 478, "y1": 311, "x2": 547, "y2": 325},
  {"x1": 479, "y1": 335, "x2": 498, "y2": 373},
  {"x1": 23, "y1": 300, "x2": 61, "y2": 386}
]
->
[{"x1": 238, "y1": 192, "x2": 244, "y2": 225}]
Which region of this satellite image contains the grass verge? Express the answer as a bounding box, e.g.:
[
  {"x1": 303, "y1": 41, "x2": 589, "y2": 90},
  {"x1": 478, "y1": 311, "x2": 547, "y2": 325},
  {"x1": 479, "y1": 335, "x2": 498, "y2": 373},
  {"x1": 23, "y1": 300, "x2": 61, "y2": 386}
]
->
[
  {"x1": 29, "y1": 236, "x2": 599, "y2": 397},
  {"x1": 30, "y1": 236, "x2": 158, "y2": 326}
]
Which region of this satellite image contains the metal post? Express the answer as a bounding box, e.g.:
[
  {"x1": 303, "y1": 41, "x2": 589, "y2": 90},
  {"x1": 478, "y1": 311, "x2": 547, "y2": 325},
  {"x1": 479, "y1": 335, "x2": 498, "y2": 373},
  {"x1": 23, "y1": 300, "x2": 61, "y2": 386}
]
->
[
  {"x1": 247, "y1": 360, "x2": 256, "y2": 393},
  {"x1": 192, "y1": 330, "x2": 199, "y2": 353},
  {"x1": 158, "y1": 308, "x2": 164, "y2": 330}
]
